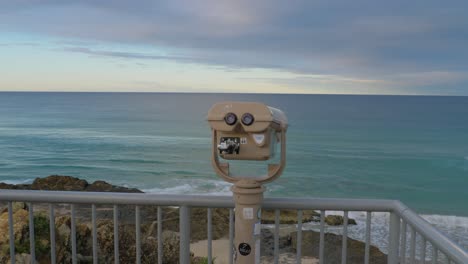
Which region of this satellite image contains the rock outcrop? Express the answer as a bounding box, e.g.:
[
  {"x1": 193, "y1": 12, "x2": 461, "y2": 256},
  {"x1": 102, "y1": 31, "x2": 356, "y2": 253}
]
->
[
  {"x1": 261, "y1": 229, "x2": 292, "y2": 256},
  {"x1": 262, "y1": 209, "x2": 320, "y2": 224},
  {"x1": 325, "y1": 215, "x2": 357, "y2": 226},
  {"x1": 0, "y1": 211, "x2": 181, "y2": 264},
  {"x1": 262, "y1": 209, "x2": 357, "y2": 226},
  {"x1": 291, "y1": 231, "x2": 387, "y2": 264},
  {"x1": 0, "y1": 175, "x2": 142, "y2": 193},
  {"x1": 0, "y1": 203, "x2": 51, "y2": 264}
]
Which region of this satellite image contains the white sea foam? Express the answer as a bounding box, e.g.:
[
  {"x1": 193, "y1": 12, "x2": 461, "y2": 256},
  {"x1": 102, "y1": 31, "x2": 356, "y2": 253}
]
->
[
  {"x1": 421, "y1": 214, "x2": 468, "y2": 248},
  {"x1": 142, "y1": 179, "x2": 232, "y2": 196},
  {"x1": 143, "y1": 184, "x2": 202, "y2": 194},
  {"x1": 142, "y1": 179, "x2": 286, "y2": 196},
  {"x1": 0, "y1": 178, "x2": 34, "y2": 185},
  {"x1": 301, "y1": 211, "x2": 468, "y2": 254}
]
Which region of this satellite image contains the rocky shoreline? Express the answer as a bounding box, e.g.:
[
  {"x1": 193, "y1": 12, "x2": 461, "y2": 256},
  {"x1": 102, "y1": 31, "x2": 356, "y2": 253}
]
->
[
  {"x1": 0, "y1": 175, "x2": 143, "y2": 193},
  {"x1": 0, "y1": 175, "x2": 387, "y2": 263}
]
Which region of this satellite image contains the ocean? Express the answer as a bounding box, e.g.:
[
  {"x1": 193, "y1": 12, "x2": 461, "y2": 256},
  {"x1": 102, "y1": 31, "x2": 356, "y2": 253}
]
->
[{"x1": 0, "y1": 92, "x2": 467, "y2": 250}]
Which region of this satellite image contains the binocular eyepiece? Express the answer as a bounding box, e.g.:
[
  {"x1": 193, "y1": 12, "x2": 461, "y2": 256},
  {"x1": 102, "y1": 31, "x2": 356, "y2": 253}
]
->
[
  {"x1": 208, "y1": 101, "x2": 287, "y2": 161},
  {"x1": 223, "y1": 112, "x2": 255, "y2": 126}
]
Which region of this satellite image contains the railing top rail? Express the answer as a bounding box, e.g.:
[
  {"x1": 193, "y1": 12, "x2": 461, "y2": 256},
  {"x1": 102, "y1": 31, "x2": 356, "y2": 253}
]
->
[
  {"x1": 0, "y1": 189, "x2": 395, "y2": 211},
  {"x1": 0, "y1": 190, "x2": 232, "y2": 207},
  {"x1": 393, "y1": 201, "x2": 468, "y2": 264}
]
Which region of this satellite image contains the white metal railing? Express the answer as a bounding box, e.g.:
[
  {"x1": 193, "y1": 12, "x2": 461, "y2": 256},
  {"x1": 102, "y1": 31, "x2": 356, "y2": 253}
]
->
[{"x1": 0, "y1": 190, "x2": 467, "y2": 264}]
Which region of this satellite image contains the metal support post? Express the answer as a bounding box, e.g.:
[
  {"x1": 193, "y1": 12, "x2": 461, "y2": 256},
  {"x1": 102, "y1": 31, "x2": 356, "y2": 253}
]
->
[
  {"x1": 388, "y1": 212, "x2": 401, "y2": 264},
  {"x1": 180, "y1": 205, "x2": 191, "y2": 264},
  {"x1": 232, "y1": 180, "x2": 265, "y2": 264}
]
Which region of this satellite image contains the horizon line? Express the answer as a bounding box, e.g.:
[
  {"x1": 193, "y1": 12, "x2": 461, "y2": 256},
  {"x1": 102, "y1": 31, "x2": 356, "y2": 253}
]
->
[{"x1": 0, "y1": 90, "x2": 467, "y2": 97}]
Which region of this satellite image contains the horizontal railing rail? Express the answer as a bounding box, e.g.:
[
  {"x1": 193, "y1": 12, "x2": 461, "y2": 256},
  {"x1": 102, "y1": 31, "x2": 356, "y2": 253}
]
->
[
  {"x1": 0, "y1": 190, "x2": 396, "y2": 209},
  {"x1": 0, "y1": 190, "x2": 467, "y2": 264}
]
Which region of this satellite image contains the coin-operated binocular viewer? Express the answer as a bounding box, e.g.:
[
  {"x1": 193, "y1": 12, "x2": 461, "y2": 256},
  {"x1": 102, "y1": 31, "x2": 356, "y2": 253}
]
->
[{"x1": 208, "y1": 102, "x2": 288, "y2": 264}]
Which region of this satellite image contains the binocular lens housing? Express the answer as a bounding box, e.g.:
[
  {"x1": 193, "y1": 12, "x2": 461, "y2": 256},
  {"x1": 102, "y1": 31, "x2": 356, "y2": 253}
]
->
[
  {"x1": 241, "y1": 113, "x2": 254, "y2": 126},
  {"x1": 224, "y1": 112, "x2": 237, "y2": 126},
  {"x1": 208, "y1": 101, "x2": 288, "y2": 163}
]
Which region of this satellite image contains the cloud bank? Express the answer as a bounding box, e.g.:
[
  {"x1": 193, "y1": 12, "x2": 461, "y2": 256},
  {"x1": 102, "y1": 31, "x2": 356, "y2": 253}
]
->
[{"x1": 1, "y1": 0, "x2": 467, "y2": 94}]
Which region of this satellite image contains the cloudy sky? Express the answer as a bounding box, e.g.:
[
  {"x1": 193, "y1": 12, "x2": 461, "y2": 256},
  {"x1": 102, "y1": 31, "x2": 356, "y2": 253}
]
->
[{"x1": 1, "y1": 0, "x2": 467, "y2": 95}]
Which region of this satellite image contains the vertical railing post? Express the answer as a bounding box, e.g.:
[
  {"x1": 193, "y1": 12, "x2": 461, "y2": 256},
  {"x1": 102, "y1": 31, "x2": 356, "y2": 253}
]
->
[
  {"x1": 157, "y1": 206, "x2": 163, "y2": 264},
  {"x1": 365, "y1": 211, "x2": 371, "y2": 264},
  {"x1": 8, "y1": 202, "x2": 15, "y2": 264},
  {"x1": 274, "y1": 209, "x2": 280, "y2": 264},
  {"x1": 319, "y1": 210, "x2": 325, "y2": 264},
  {"x1": 421, "y1": 238, "x2": 427, "y2": 263},
  {"x1": 113, "y1": 205, "x2": 119, "y2": 264},
  {"x1": 400, "y1": 221, "x2": 407, "y2": 264},
  {"x1": 71, "y1": 204, "x2": 77, "y2": 264},
  {"x1": 410, "y1": 228, "x2": 416, "y2": 263},
  {"x1": 29, "y1": 203, "x2": 36, "y2": 263},
  {"x1": 179, "y1": 205, "x2": 191, "y2": 264},
  {"x1": 341, "y1": 211, "x2": 348, "y2": 264},
  {"x1": 49, "y1": 204, "x2": 56, "y2": 264},
  {"x1": 207, "y1": 208, "x2": 213, "y2": 264},
  {"x1": 136, "y1": 205, "x2": 141, "y2": 264},
  {"x1": 229, "y1": 209, "x2": 234, "y2": 264},
  {"x1": 92, "y1": 204, "x2": 98, "y2": 264},
  {"x1": 296, "y1": 210, "x2": 303, "y2": 264},
  {"x1": 388, "y1": 212, "x2": 401, "y2": 264}
]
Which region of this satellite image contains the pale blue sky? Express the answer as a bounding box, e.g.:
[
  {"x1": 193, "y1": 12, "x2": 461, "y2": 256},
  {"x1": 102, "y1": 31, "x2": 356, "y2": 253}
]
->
[{"x1": 1, "y1": 1, "x2": 467, "y2": 95}]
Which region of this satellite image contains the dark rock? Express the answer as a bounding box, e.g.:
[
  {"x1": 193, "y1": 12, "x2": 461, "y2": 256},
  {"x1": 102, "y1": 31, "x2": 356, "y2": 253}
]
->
[
  {"x1": 86, "y1": 180, "x2": 142, "y2": 193},
  {"x1": 31, "y1": 175, "x2": 88, "y2": 191},
  {"x1": 0, "y1": 211, "x2": 52, "y2": 264},
  {"x1": 261, "y1": 210, "x2": 357, "y2": 226},
  {"x1": 325, "y1": 215, "x2": 357, "y2": 226},
  {"x1": 0, "y1": 208, "x2": 29, "y2": 256},
  {"x1": 261, "y1": 229, "x2": 292, "y2": 256},
  {"x1": 13, "y1": 253, "x2": 34, "y2": 264},
  {"x1": 157, "y1": 207, "x2": 230, "y2": 242},
  {"x1": 55, "y1": 217, "x2": 72, "y2": 263},
  {"x1": 0, "y1": 202, "x2": 27, "y2": 214},
  {"x1": 291, "y1": 230, "x2": 387, "y2": 264},
  {"x1": 190, "y1": 208, "x2": 230, "y2": 242},
  {"x1": 0, "y1": 213, "x2": 181, "y2": 264},
  {"x1": 0, "y1": 175, "x2": 143, "y2": 193},
  {"x1": 262, "y1": 209, "x2": 320, "y2": 224},
  {"x1": 0, "y1": 183, "x2": 14, "y2": 189},
  {"x1": 0, "y1": 183, "x2": 30, "y2": 190},
  {"x1": 160, "y1": 230, "x2": 180, "y2": 263}
]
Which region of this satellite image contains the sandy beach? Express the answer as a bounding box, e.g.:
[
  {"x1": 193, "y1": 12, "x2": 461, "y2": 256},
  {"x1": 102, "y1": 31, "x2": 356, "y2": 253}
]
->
[{"x1": 191, "y1": 239, "x2": 319, "y2": 264}]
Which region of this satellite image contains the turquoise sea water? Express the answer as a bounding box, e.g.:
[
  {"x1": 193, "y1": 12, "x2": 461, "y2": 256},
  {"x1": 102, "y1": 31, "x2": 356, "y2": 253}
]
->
[{"x1": 0, "y1": 92, "x2": 467, "y2": 216}]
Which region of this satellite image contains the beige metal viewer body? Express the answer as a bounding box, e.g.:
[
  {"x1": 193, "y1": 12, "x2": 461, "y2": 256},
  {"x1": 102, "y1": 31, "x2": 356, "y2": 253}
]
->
[{"x1": 208, "y1": 101, "x2": 288, "y2": 264}]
